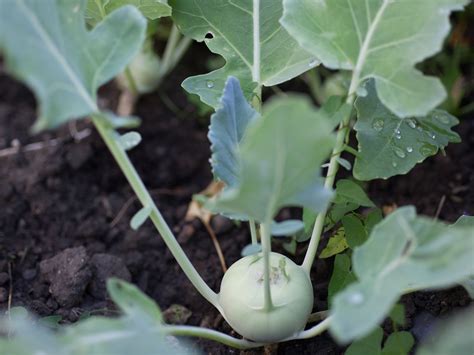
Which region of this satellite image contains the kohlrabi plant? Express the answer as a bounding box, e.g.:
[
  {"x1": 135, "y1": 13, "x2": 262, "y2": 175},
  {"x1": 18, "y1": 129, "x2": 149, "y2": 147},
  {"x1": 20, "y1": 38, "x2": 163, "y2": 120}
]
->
[{"x1": 0, "y1": 0, "x2": 473, "y2": 352}]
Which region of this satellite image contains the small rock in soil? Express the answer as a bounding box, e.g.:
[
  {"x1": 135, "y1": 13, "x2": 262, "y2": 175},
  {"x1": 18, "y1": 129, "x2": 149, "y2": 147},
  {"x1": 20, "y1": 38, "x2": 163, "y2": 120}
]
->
[
  {"x1": 89, "y1": 253, "x2": 131, "y2": 299},
  {"x1": 22, "y1": 268, "x2": 37, "y2": 280},
  {"x1": 0, "y1": 272, "x2": 9, "y2": 285},
  {"x1": 0, "y1": 287, "x2": 7, "y2": 302},
  {"x1": 66, "y1": 142, "x2": 93, "y2": 170},
  {"x1": 163, "y1": 304, "x2": 192, "y2": 325},
  {"x1": 29, "y1": 300, "x2": 51, "y2": 316},
  {"x1": 39, "y1": 246, "x2": 92, "y2": 308}
]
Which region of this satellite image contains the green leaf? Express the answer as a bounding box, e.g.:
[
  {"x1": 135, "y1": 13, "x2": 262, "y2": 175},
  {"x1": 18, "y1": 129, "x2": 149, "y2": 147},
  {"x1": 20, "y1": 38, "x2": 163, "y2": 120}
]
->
[
  {"x1": 353, "y1": 81, "x2": 461, "y2": 180},
  {"x1": 281, "y1": 0, "x2": 469, "y2": 118},
  {"x1": 345, "y1": 327, "x2": 383, "y2": 355},
  {"x1": 130, "y1": 206, "x2": 152, "y2": 230},
  {"x1": 171, "y1": 0, "x2": 317, "y2": 108},
  {"x1": 417, "y1": 308, "x2": 474, "y2": 355},
  {"x1": 364, "y1": 209, "x2": 383, "y2": 235},
  {"x1": 389, "y1": 304, "x2": 406, "y2": 327},
  {"x1": 209, "y1": 96, "x2": 335, "y2": 222},
  {"x1": 209, "y1": 77, "x2": 259, "y2": 188},
  {"x1": 335, "y1": 180, "x2": 374, "y2": 208},
  {"x1": 0, "y1": 0, "x2": 146, "y2": 131},
  {"x1": 320, "y1": 229, "x2": 349, "y2": 259},
  {"x1": 107, "y1": 278, "x2": 162, "y2": 323},
  {"x1": 330, "y1": 206, "x2": 474, "y2": 342},
  {"x1": 86, "y1": 0, "x2": 171, "y2": 25},
  {"x1": 382, "y1": 331, "x2": 414, "y2": 355},
  {"x1": 328, "y1": 253, "x2": 356, "y2": 303},
  {"x1": 271, "y1": 220, "x2": 305, "y2": 237},
  {"x1": 342, "y1": 214, "x2": 368, "y2": 249}
]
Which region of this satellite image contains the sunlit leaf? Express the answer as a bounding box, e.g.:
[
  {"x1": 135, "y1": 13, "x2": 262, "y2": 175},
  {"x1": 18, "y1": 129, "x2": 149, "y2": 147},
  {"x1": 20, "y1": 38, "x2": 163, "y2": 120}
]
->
[
  {"x1": 281, "y1": 0, "x2": 469, "y2": 117},
  {"x1": 353, "y1": 81, "x2": 460, "y2": 180},
  {"x1": 320, "y1": 229, "x2": 349, "y2": 259},
  {"x1": 0, "y1": 0, "x2": 146, "y2": 131},
  {"x1": 330, "y1": 206, "x2": 474, "y2": 342},
  {"x1": 171, "y1": 0, "x2": 317, "y2": 108}
]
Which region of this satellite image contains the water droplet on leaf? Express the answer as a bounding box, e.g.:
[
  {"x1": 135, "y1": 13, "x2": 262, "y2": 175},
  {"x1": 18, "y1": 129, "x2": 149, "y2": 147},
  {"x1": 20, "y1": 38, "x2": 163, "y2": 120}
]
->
[
  {"x1": 406, "y1": 118, "x2": 417, "y2": 129},
  {"x1": 347, "y1": 292, "x2": 364, "y2": 305},
  {"x1": 420, "y1": 143, "x2": 437, "y2": 157},
  {"x1": 434, "y1": 112, "x2": 450, "y2": 124},
  {"x1": 394, "y1": 147, "x2": 406, "y2": 158},
  {"x1": 308, "y1": 58, "x2": 318, "y2": 67},
  {"x1": 406, "y1": 147, "x2": 413, "y2": 153},
  {"x1": 206, "y1": 80, "x2": 214, "y2": 88},
  {"x1": 372, "y1": 119, "x2": 384, "y2": 132},
  {"x1": 392, "y1": 161, "x2": 398, "y2": 168}
]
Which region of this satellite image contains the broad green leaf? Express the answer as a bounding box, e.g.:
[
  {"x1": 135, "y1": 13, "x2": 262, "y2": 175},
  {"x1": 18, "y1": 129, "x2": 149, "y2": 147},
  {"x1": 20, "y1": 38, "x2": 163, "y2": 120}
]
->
[
  {"x1": 271, "y1": 220, "x2": 304, "y2": 237},
  {"x1": 353, "y1": 81, "x2": 460, "y2": 180},
  {"x1": 209, "y1": 77, "x2": 259, "y2": 188},
  {"x1": 345, "y1": 327, "x2": 383, "y2": 355},
  {"x1": 210, "y1": 96, "x2": 335, "y2": 222},
  {"x1": 86, "y1": 0, "x2": 171, "y2": 25},
  {"x1": 328, "y1": 253, "x2": 356, "y2": 303},
  {"x1": 388, "y1": 304, "x2": 406, "y2": 327},
  {"x1": 107, "y1": 278, "x2": 163, "y2": 323},
  {"x1": 0, "y1": 0, "x2": 146, "y2": 131},
  {"x1": 334, "y1": 180, "x2": 374, "y2": 208},
  {"x1": 365, "y1": 209, "x2": 383, "y2": 235},
  {"x1": 281, "y1": 0, "x2": 469, "y2": 117},
  {"x1": 342, "y1": 214, "x2": 368, "y2": 249},
  {"x1": 382, "y1": 331, "x2": 414, "y2": 355},
  {"x1": 320, "y1": 229, "x2": 349, "y2": 259},
  {"x1": 417, "y1": 308, "x2": 474, "y2": 355},
  {"x1": 171, "y1": 0, "x2": 317, "y2": 108},
  {"x1": 330, "y1": 206, "x2": 474, "y2": 342}
]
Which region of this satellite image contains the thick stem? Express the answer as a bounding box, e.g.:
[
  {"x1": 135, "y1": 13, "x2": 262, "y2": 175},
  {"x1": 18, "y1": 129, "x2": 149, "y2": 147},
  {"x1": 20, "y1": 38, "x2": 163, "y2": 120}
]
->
[
  {"x1": 289, "y1": 316, "x2": 332, "y2": 340},
  {"x1": 302, "y1": 96, "x2": 354, "y2": 273},
  {"x1": 124, "y1": 67, "x2": 138, "y2": 97},
  {"x1": 159, "y1": 25, "x2": 181, "y2": 79},
  {"x1": 163, "y1": 325, "x2": 265, "y2": 349},
  {"x1": 249, "y1": 219, "x2": 258, "y2": 245},
  {"x1": 91, "y1": 114, "x2": 221, "y2": 310},
  {"x1": 252, "y1": 0, "x2": 261, "y2": 83},
  {"x1": 260, "y1": 221, "x2": 273, "y2": 311}
]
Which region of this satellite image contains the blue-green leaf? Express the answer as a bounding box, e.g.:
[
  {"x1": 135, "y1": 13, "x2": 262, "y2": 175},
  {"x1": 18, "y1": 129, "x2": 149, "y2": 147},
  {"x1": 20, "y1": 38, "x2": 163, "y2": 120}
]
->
[
  {"x1": 271, "y1": 220, "x2": 305, "y2": 237},
  {"x1": 353, "y1": 81, "x2": 460, "y2": 180},
  {"x1": 209, "y1": 96, "x2": 335, "y2": 222},
  {"x1": 209, "y1": 77, "x2": 259, "y2": 188},
  {"x1": 171, "y1": 0, "x2": 317, "y2": 108},
  {"x1": 281, "y1": 0, "x2": 469, "y2": 118},
  {"x1": 0, "y1": 0, "x2": 146, "y2": 131},
  {"x1": 119, "y1": 132, "x2": 142, "y2": 151},
  {"x1": 330, "y1": 206, "x2": 474, "y2": 342}
]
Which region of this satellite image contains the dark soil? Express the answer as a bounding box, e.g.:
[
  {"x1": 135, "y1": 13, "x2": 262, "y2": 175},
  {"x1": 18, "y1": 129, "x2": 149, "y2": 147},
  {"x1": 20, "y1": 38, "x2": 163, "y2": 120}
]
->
[{"x1": 0, "y1": 48, "x2": 472, "y2": 354}]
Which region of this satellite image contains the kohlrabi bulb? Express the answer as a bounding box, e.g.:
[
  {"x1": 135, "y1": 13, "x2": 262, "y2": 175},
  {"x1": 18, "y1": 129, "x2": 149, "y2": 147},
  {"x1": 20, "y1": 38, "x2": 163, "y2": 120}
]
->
[
  {"x1": 218, "y1": 252, "x2": 313, "y2": 343},
  {"x1": 118, "y1": 48, "x2": 161, "y2": 94}
]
